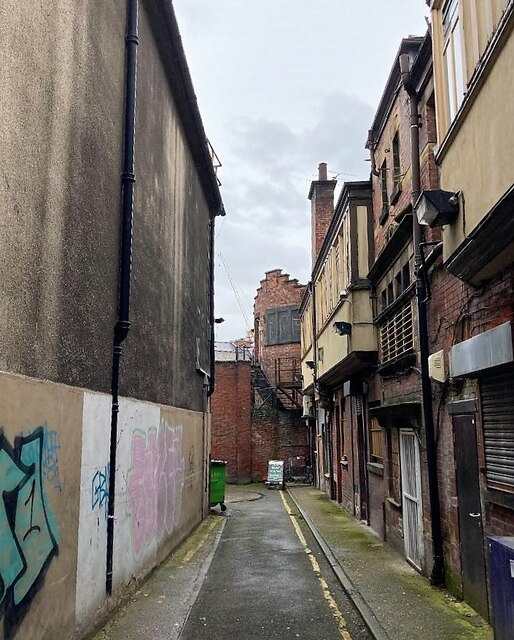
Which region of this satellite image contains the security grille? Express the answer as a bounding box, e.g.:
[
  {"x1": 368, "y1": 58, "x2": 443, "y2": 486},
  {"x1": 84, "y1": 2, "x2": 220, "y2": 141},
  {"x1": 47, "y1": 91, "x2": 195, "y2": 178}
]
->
[
  {"x1": 380, "y1": 301, "x2": 414, "y2": 363},
  {"x1": 481, "y1": 370, "x2": 514, "y2": 490}
]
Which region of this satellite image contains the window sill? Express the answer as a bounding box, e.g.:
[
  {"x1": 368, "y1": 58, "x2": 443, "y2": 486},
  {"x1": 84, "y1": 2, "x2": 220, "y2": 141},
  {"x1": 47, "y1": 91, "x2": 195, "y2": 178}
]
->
[
  {"x1": 386, "y1": 497, "x2": 402, "y2": 510},
  {"x1": 375, "y1": 284, "x2": 415, "y2": 325},
  {"x1": 377, "y1": 351, "x2": 416, "y2": 376},
  {"x1": 367, "y1": 462, "x2": 384, "y2": 477}
]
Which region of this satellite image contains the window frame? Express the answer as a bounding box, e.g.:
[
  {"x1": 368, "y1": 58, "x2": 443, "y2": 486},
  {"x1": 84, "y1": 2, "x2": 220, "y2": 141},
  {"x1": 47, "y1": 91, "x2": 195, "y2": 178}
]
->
[
  {"x1": 265, "y1": 306, "x2": 301, "y2": 345},
  {"x1": 369, "y1": 418, "x2": 384, "y2": 464},
  {"x1": 379, "y1": 160, "x2": 389, "y2": 225},
  {"x1": 442, "y1": 0, "x2": 466, "y2": 121}
]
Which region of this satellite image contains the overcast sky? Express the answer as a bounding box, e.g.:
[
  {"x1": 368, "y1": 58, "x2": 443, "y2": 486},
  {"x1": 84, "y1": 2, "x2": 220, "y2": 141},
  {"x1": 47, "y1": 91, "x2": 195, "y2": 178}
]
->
[{"x1": 173, "y1": 1, "x2": 429, "y2": 341}]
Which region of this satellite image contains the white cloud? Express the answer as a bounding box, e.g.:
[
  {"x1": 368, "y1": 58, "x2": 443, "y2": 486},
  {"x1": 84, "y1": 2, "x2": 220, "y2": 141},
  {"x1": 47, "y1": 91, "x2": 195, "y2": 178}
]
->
[{"x1": 174, "y1": 0, "x2": 428, "y2": 340}]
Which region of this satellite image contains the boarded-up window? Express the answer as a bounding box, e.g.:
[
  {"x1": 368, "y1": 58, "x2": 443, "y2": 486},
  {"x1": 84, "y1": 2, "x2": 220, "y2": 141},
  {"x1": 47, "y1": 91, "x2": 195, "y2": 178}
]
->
[{"x1": 266, "y1": 306, "x2": 301, "y2": 345}]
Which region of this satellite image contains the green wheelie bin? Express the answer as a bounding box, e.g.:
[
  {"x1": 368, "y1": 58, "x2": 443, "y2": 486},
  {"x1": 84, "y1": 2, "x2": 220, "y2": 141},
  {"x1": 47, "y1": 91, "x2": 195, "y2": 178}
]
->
[{"x1": 209, "y1": 460, "x2": 227, "y2": 511}]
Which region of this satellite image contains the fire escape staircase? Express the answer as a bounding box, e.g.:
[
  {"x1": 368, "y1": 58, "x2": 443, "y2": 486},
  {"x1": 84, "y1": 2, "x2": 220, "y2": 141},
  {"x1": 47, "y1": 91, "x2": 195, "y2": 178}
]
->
[{"x1": 252, "y1": 358, "x2": 303, "y2": 411}]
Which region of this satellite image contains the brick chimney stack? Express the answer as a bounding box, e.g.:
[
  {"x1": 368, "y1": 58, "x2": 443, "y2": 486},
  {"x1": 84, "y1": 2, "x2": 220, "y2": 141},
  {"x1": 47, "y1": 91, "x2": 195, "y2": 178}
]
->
[{"x1": 309, "y1": 162, "x2": 337, "y2": 268}]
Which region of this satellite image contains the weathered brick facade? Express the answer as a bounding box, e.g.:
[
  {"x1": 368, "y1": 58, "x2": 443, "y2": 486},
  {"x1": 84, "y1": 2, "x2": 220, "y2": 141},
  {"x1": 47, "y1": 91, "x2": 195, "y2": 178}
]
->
[
  {"x1": 210, "y1": 360, "x2": 252, "y2": 483},
  {"x1": 427, "y1": 263, "x2": 514, "y2": 592},
  {"x1": 300, "y1": 26, "x2": 514, "y2": 621},
  {"x1": 211, "y1": 269, "x2": 309, "y2": 484},
  {"x1": 251, "y1": 403, "x2": 309, "y2": 483},
  {"x1": 254, "y1": 269, "x2": 306, "y2": 387},
  {"x1": 309, "y1": 163, "x2": 337, "y2": 268}
]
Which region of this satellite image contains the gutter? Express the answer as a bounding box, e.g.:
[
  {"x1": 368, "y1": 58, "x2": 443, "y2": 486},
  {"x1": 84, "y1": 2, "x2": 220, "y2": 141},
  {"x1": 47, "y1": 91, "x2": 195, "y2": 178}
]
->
[{"x1": 106, "y1": 0, "x2": 139, "y2": 595}]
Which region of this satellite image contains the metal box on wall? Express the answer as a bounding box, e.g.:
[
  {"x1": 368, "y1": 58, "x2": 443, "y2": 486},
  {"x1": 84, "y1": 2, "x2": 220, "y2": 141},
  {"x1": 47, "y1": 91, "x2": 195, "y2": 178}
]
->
[{"x1": 489, "y1": 536, "x2": 514, "y2": 639}]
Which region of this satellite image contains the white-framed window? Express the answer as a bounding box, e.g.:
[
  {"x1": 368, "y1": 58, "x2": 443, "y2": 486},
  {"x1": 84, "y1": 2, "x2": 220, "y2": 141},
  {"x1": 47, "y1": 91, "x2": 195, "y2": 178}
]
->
[{"x1": 442, "y1": 0, "x2": 466, "y2": 121}]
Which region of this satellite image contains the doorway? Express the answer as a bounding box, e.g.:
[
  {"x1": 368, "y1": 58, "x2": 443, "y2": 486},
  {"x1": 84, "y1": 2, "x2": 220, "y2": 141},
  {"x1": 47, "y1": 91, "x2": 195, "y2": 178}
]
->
[
  {"x1": 453, "y1": 414, "x2": 488, "y2": 618},
  {"x1": 399, "y1": 430, "x2": 424, "y2": 569}
]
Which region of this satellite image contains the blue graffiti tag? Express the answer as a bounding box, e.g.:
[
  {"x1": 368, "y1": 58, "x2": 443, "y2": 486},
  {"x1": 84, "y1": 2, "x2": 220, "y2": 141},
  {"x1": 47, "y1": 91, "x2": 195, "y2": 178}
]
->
[
  {"x1": 20, "y1": 423, "x2": 62, "y2": 493},
  {"x1": 91, "y1": 464, "x2": 109, "y2": 520},
  {"x1": 0, "y1": 427, "x2": 58, "y2": 624}
]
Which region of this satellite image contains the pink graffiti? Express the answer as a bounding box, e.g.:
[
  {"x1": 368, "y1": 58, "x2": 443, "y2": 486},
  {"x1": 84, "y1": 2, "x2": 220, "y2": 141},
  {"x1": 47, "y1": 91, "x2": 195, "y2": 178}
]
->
[{"x1": 127, "y1": 423, "x2": 184, "y2": 558}]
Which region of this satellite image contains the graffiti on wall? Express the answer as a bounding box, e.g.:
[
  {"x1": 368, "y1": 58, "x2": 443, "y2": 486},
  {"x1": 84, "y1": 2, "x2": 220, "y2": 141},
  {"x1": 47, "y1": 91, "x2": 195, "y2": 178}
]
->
[
  {"x1": 21, "y1": 423, "x2": 62, "y2": 493},
  {"x1": 91, "y1": 464, "x2": 109, "y2": 521},
  {"x1": 0, "y1": 427, "x2": 59, "y2": 628},
  {"x1": 126, "y1": 422, "x2": 184, "y2": 557}
]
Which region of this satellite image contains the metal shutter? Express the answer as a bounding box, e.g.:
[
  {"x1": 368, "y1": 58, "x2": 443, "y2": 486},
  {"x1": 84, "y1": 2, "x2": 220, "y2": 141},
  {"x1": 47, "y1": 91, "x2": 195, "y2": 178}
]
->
[{"x1": 481, "y1": 370, "x2": 514, "y2": 489}]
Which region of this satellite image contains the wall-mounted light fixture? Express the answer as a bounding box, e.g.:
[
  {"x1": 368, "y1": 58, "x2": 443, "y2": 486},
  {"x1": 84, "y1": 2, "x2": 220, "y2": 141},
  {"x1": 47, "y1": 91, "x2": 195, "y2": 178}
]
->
[
  {"x1": 415, "y1": 189, "x2": 460, "y2": 227},
  {"x1": 332, "y1": 321, "x2": 352, "y2": 336},
  {"x1": 306, "y1": 360, "x2": 315, "y2": 370}
]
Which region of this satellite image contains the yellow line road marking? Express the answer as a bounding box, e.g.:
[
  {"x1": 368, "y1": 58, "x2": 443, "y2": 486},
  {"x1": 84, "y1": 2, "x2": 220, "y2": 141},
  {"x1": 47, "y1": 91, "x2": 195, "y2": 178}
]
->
[
  {"x1": 279, "y1": 491, "x2": 352, "y2": 640},
  {"x1": 183, "y1": 519, "x2": 219, "y2": 563}
]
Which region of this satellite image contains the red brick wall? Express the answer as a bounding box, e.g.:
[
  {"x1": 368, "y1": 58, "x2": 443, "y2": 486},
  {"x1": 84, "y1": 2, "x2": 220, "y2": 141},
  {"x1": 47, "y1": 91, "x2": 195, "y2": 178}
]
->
[
  {"x1": 211, "y1": 361, "x2": 252, "y2": 482},
  {"x1": 254, "y1": 269, "x2": 306, "y2": 386},
  {"x1": 427, "y1": 262, "x2": 514, "y2": 586},
  {"x1": 310, "y1": 179, "x2": 337, "y2": 268},
  {"x1": 251, "y1": 403, "x2": 309, "y2": 482}
]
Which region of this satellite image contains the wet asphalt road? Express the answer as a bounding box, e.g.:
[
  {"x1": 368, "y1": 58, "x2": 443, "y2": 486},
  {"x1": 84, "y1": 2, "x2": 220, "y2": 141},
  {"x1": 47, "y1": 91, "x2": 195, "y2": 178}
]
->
[{"x1": 180, "y1": 489, "x2": 372, "y2": 640}]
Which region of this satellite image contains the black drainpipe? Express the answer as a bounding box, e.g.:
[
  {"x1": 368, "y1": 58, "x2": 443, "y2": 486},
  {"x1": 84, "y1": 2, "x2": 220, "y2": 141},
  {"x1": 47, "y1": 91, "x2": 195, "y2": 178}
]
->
[
  {"x1": 400, "y1": 53, "x2": 445, "y2": 586},
  {"x1": 106, "y1": 0, "x2": 139, "y2": 596},
  {"x1": 311, "y1": 281, "x2": 319, "y2": 488},
  {"x1": 207, "y1": 211, "x2": 217, "y2": 397}
]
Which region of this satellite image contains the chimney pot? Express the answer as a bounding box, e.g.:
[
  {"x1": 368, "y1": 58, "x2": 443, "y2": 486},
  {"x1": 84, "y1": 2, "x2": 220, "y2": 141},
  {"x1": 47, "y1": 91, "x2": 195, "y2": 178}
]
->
[{"x1": 318, "y1": 162, "x2": 328, "y2": 181}]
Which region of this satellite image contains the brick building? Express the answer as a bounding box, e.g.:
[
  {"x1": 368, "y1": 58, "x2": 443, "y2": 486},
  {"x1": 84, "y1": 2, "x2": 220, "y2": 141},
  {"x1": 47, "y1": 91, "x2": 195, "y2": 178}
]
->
[
  {"x1": 253, "y1": 270, "x2": 309, "y2": 481},
  {"x1": 211, "y1": 270, "x2": 309, "y2": 483},
  {"x1": 365, "y1": 35, "x2": 440, "y2": 572},
  {"x1": 300, "y1": 7, "x2": 514, "y2": 623},
  {"x1": 423, "y1": 0, "x2": 514, "y2": 620},
  {"x1": 210, "y1": 352, "x2": 252, "y2": 483}
]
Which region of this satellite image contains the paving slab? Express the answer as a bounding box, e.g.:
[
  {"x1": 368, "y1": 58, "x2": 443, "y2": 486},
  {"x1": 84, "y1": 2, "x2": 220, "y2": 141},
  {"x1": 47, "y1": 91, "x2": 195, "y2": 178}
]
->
[
  {"x1": 88, "y1": 516, "x2": 225, "y2": 640},
  {"x1": 288, "y1": 485, "x2": 493, "y2": 640}
]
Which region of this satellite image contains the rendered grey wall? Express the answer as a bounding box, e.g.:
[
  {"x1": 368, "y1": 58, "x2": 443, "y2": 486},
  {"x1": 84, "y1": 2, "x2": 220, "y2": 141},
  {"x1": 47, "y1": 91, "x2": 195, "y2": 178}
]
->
[
  {"x1": 120, "y1": 2, "x2": 212, "y2": 412},
  {"x1": 0, "y1": 0, "x2": 125, "y2": 392}
]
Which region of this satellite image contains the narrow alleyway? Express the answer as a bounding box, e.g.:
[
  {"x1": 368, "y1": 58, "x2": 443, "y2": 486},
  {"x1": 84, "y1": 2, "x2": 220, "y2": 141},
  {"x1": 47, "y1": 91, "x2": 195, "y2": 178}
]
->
[
  {"x1": 92, "y1": 484, "x2": 492, "y2": 640},
  {"x1": 93, "y1": 487, "x2": 372, "y2": 640},
  {"x1": 180, "y1": 489, "x2": 371, "y2": 640}
]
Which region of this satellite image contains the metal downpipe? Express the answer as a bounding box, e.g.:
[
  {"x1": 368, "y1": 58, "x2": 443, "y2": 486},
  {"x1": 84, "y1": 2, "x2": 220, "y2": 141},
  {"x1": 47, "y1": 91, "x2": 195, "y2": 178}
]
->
[
  {"x1": 106, "y1": 0, "x2": 139, "y2": 595},
  {"x1": 399, "y1": 52, "x2": 445, "y2": 586}
]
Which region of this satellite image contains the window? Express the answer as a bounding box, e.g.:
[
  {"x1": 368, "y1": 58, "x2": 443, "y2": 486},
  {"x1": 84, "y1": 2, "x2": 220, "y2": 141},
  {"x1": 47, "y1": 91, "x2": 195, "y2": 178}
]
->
[
  {"x1": 443, "y1": 0, "x2": 465, "y2": 121},
  {"x1": 369, "y1": 418, "x2": 384, "y2": 463},
  {"x1": 379, "y1": 161, "x2": 388, "y2": 224},
  {"x1": 266, "y1": 306, "x2": 301, "y2": 345},
  {"x1": 386, "y1": 282, "x2": 394, "y2": 306},
  {"x1": 334, "y1": 242, "x2": 341, "y2": 299},
  {"x1": 380, "y1": 301, "x2": 414, "y2": 363},
  {"x1": 379, "y1": 259, "x2": 412, "y2": 313},
  {"x1": 392, "y1": 132, "x2": 401, "y2": 186},
  {"x1": 395, "y1": 263, "x2": 411, "y2": 297}
]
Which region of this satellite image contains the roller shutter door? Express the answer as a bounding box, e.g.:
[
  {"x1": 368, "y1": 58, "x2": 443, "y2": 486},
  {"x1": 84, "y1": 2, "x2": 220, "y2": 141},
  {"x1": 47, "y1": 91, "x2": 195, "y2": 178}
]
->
[{"x1": 481, "y1": 370, "x2": 514, "y2": 489}]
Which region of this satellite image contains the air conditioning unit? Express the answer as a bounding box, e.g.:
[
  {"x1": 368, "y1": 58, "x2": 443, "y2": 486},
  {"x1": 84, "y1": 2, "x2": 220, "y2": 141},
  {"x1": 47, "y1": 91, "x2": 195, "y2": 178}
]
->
[
  {"x1": 302, "y1": 395, "x2": 314, "y2": 419},
  {"x1": 428, "y1": 349, "x2": 445, "y2": 382}
]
